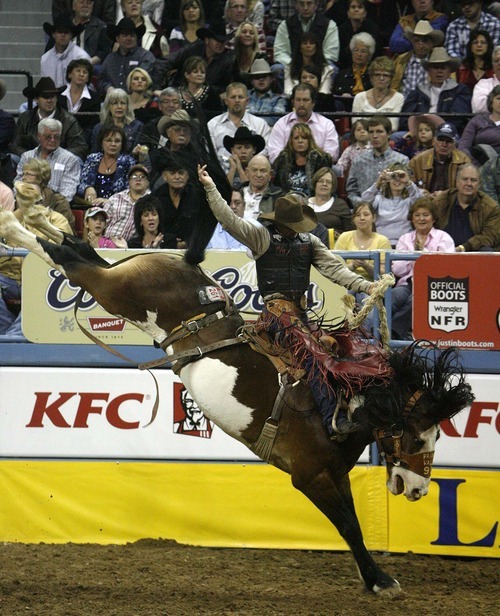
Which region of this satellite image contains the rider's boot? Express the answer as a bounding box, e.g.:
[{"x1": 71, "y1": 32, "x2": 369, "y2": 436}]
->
[{"x1": 331, "y1": 398, "x2": 360, "y2": 438}]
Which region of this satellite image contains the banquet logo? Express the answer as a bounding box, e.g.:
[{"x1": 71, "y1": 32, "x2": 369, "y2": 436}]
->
[{"x1": 427, "y1": 276, "x2": 469, "y2": 333}]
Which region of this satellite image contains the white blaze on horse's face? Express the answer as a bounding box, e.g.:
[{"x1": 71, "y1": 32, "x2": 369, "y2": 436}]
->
[
  {"x1": 180, "y1": 358, "x2": 254, "y2": 438},
  {"x1": 386, "y1": 424, "x2": 439, "y2": 502}
]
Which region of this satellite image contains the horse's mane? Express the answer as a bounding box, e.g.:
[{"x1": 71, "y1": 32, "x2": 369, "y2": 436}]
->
[{"x1": 362, "y1": 341, "x2": 475, "y2": 428}]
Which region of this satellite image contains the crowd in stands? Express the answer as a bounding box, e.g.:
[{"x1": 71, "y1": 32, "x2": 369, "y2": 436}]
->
[{"x1": 0, "y1": 0, "x2": 499, "y2": 341}]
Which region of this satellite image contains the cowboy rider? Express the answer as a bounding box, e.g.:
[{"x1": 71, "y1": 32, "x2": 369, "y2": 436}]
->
[{"x1": 198, "y1": 164, "x2": 380, "y2": 437}]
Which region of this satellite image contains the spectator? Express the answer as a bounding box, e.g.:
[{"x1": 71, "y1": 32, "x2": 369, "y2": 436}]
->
[
  {"x1": 231, "y1": 20, "x2": 269, "y2": 86},
  {"x1": 120, "y1": 0, "x2": 169, "y2": 58},
  {"x1": 247, "y1": 58, "x2": 288, "y2": 126},
  {"x1": 337, "y1": 0, "x2": 381, "y2": 70},
  {"x1": 394, "y1": 113, "x2": 443, "y2": 159},
  {"x1": 479, "y1": 153, "x2": 500, "y2": 200},
  {"x1": 207, "y1": 187, "x2": 248, "y2": 249},
  {"x1": 307, "y1": 167, "x2": 354, "y2": 241},
  {"x1": 347, "y1": 115, "x2": 409, "y2": 206},
  {"x1": 458, "y1": 84, "x2": 500, "y2": 162},
  {"x1": 472, "y1": 44, "x2": 500, "y2": 112},
  {"x1": 242, "y1": 153, "x2": 283, "y2": 219},
  {"x1": 222, "y1": 126, "x2": 265, "y2": 188},
  {"x1": 390, "y1": 0, "x2": 448, "y2": 55},
  {"x1": 15, "y1": 118, "x2": 82, "y2": 203},
  {"x1": 297, "y1": 64, "x2": 335, "y2": 112},
  {"x1": 78, "y1": 125, "x2": 136, "y2": 203},
  {"x1": 284, "y1": 31, "x2": 335, "y2": 97},
  {"x1": 126, "y1": 67, "x2": 161, "y2": 124},
  {"x1": 400, "y1": 47, "x2": 472, "y2": 133},
  {"x1": 168, "y1": 0, "x2": 206, "y2": 53},
  {"x1": 269, "y1": 0, "x2": 326, "y2": 34},
  {"x1": 0, "y1": 80, "x2": 15, "y2": 158},
  {"x1": 13, "y1": 78, "x2": 89, "y2": 161},
  {"x1": 83, "y1": 206, "x2": 125, "y2": 248},
  {"x1": 178, "y1": 56, "x2": 224, "y2": 120},
  {"x1": 103, "y1": 163, "x2": 151, "y2": 240},
  {"x1": 136, "y1": 87, "x2": 182, "y2": 149},
  {"x1": 207, "y1": 82, "x2": 271, "y2": 161},
  {"x1": 268, "y1": 83, "x2": 339, "y2": 163},
  {"x1": 392, "y1": 20, "x2": 444, "y2": 100},
  {"x1": 127, "y1": 194, "x2": 177, "y2": 248},
  {"x1": 360, "y1": 162, "x2": 424, "y2": 246},
  {"x1": 409, "y1": 122, "x2": 471, "y2": 194},
  {"x1": 225, "y1": 0, "x2": 266, "y2": 52},
  {"x1": 69, "y1": 0, "x2": 111, "y2": 67},
  {"x1": 391, "y1": 197, "x2": 455, "y2": 340},
  {"x1": 98, "y1": 18, "x2": 156, "y2": 96},
  {"x1": 21, "y1": 158, "x2": 76, "y2": 231},
  {"x1": 272, "y1": 122, "x2": 332, "y2": 196},
  {"x1": 52, "y1": 0, "x2": 117, "y2": 25},
  {"x1": 333, "y1": 118, "x2": 371, "y2": 178},
  {"x1": 58, "y1": 58, "x2": 101, "y2": 143},
  {"x1": 91, "y1": 87, "x2": 143, "y2": 153},
  {"x1": 0, "y1": 182, "x2": 73, "y2": 338},
  {"x1": 160, "y1": 0, "x2": 226, "y2": 37},
  {"x1": 352, "y1": 56, "x2": 404, "y2": 133},
  {"x1": 433, "y1": 162, "x2": 500, "y2": 251},
  {"x1": 274, "y1": 0, "x2": 339, "y2": 68},
  {"x1": 445, "y1": 0, "x2": 500, "y2": 60},
  {"x1": 41, "y1": 16, "x2": 92, "y2": 89},
  {"x1": 457, "y1": 29, "x2": 495, "y2": 91},
  {"x1": 332, "y1": 32, "x2": 374, "y2": 111},
  {"x1": 0, "y1": 180, "x2": 15, "y2": 210},
  {"x1": 153, "y1": 21, "x2": 234, "y2": 95}
]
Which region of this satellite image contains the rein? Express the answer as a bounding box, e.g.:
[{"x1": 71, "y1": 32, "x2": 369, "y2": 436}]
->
[{"x1": 373, "y1": 389, "x2": 434, "y2": 478}]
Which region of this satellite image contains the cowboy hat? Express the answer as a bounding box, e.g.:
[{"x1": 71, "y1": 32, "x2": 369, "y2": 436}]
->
[
  {"x1": 157, "y1": 109, "x2": 192, "y2": 134},
  {"x1": 259, "y1": 195, "x2": 318, "y2": 233},
  {"x1": 403, "y1": 20, "x2": 444, "y2": 45},
  {"x1": 43, "y1": 16, "x2": 80, "y2": 38},
  {"x1": 0, "y1": 79, "x2": 7, "y2": 102},
  {"x1": 408, "y1": 113, "x2": 445, "y2": 135},
  {"x1": 223, "y1": 127, "x2": 265, "y2": 153},
  {"x1": 422, "y1": 47, "x2": 461, "y2": 72},
  {"x1": 249, "y1": 58, "x2": 272, "y2": 76},
  {"x1": 196, "y1": 21, "x2": 232, "y2": 43},
  {"x1": 107, "y1": 17, "x2": 140, "y2": 40},
  {"x1": 22, "y1": 77, "x2": 59, "y2": 99}
]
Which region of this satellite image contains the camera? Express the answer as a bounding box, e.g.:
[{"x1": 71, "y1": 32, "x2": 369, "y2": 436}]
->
[{"x1": 387, "y1": 171, "x2": 405, "y2": 179}]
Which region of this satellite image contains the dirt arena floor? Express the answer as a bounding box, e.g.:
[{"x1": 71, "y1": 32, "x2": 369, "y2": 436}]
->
[{"x1": 0, "y1": 540, "x2": 497, "y2": 616}]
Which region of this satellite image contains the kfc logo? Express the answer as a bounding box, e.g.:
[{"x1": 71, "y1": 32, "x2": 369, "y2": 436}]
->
[
  {"x1": 441, "y1": 401, "x2": 499, "y2": 438},
  {"x1": 173, "y1": 383, "x2": 213, "y2": 439}
]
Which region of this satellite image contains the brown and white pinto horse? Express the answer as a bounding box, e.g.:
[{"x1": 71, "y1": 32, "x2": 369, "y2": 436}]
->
[{"x1": 0, "y1": 191, "x2": 474, "y2": 596}]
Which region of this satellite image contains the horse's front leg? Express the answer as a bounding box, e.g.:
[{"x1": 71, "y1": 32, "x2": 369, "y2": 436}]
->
[{"x1": 293, "y1": 470, "x2": 401, "y2": 596}]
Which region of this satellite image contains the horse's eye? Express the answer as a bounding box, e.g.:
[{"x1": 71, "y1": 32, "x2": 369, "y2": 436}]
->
[{"x1": 414, "y1": 438, "x2": 424, "y2": 447}]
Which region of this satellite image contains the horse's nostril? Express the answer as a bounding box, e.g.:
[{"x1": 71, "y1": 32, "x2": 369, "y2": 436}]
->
[{"x1": 412, "y1": 488, "x2": 422, "y2": 500}]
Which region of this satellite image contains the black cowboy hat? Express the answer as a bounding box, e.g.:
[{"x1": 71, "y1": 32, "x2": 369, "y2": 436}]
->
[
  {"x1": 22, "y1": 77, "x2": 59, "y2": 99},
  {"x1": 43, "y1": 16, "x2": 80, "y2": 38},
  {"x1": 153, "y1": 149, "x2": 191, "y2": 174},
  {"x1": 107, "y1": 17, "x2": 140, "y2": 40},
  {"x1": 223, "y1": 127, "x2": 265, "y2": 154},
  {"x1": 196, "y1": 20, "x2": 232, "y2": 43},
  {"x1": 259, "y1": 195, "x2": 317, "y2": 233}
]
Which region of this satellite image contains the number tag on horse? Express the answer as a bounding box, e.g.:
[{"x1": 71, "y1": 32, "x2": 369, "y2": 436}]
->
[{"x1": 198, "y1": 286, "x2": 226, "y2": 305}]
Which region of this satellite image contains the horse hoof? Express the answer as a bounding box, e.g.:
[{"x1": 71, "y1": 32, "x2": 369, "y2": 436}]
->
[{"x1": 372, "y1": 579, "x2": 402, "y2": 597}]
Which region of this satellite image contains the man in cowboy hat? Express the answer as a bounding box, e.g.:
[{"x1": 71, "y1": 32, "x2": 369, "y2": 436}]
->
[
  {"x1": 222, "y1": 126, "x2": 265, "y2": 188},
  {"x1": 389, "y1": 0, "x2": 448, "y2": 54},
  {"x1": 400, "y1": 46, "x2": 472, "y2": 132},
  {"x1": 392, "y1": 20, "x2": 444, "y2": 98},
  {"x1": 136, "y1": 86, "x2": 182, "y2": 150},
  {"x1": 247, "y1": 58, "x2": 287, "y2": 127},
  {"x1": 41, "y1": 16, "x2": 92, "y2": 88},
  {"x1": 98, "y1": 17, "x2": 155, "y2": 96},
  {"x1": 153, "y1": 21, "x2": 235, "y2": 95},
  {"x1": 198, "y1": 164, "x2": 381, "y2": 437},
  {"x1": 11, "y1": 77, "x2": 88, "y2": 160},
  {"x1": 445, "y1": 0, "x2": 500, "y2": 59}
]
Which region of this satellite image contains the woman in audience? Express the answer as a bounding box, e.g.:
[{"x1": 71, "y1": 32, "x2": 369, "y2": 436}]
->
[
  {"x1": 120, "y1": 0, "x2": 169, "y2": 58},
  {"x1": 457, "y1": 30, "x2": 494, "y2": 92},
  {"x1": 391, "y1": 198, "x2": 455, "y2": 340},
  {"x1": 22, "y1": 158, "x2": 75, "y2": 231},
  {"x1": 78, "y1": 125, "x2": 136, "y2": 204},
  {"x1": 126, "y1": 67, "x2": 160, "y2": 124},
  {"x1": 168, "y1": 0, "x2": 205, "y2": 54},
  {"x1": 91, "y1": 88, "x2": 143, "y2": 153},
  {"x1": 179, "y1": 56, "x2": 223, "y2": 119},
  {"x1": 337, "y1": 0, "x2": 380, "y2": 70},
  {"x1": 127, "y1": 194, "x2": 177, "y2": 248},
  {"x1": 332, "y1": 32, "x2": 375, "y2": 112},
  {"x1": 307, "y1": 167, "x2": 354, "y2": 241},
  {"x1": 272, "y1": 123, "x2": 332, "y2": 196},
  {"x1": 232, "y1": 20, "x2": 267, "y2": 85},
  {"x1": 352, "y1": 56, "x2": 404, "y2": 132},
  {"x1": 459, "y1": 85, "x2": 500, "y2": 163},
  {"x1": 298, "y1": 65, "x2": 335, "y2": 112},
  {"x1": 360, "y1": 162, "x2": 423, "y2": 247},
  {"x1": 57, "y1": 58, "x2": 100, "y2": 144},
  {"x1": 284, "y1": 32, "x2": 334, "y2": 97}
]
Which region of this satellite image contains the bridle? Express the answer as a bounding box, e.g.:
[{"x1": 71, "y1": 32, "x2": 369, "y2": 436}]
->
[{"x1": 373, "y1": 390, "x2": 434, "y2": 479}]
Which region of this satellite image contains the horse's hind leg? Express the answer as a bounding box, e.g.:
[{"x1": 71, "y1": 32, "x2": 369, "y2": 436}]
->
[{"x1": 294, "y1": 471, "x2": 401, "y2": 595}]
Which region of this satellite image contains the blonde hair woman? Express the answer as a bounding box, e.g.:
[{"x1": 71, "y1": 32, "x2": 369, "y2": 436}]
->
[{"x1": 126, "y1": 67, "x2": 160, "y2": 123}]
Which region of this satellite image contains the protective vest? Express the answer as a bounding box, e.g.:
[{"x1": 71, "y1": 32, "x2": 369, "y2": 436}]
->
[
  {"x1": 286, "y1": 12, "x2": 330, "y2": 55},
  {"x1": 256, "y1": 223, "x2": 313, "y2": 303}
]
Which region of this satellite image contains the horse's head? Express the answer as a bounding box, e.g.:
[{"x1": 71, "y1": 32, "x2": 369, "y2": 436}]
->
[{"x1": 367, "y1": 343, "x2": 474, "y2": 502}]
